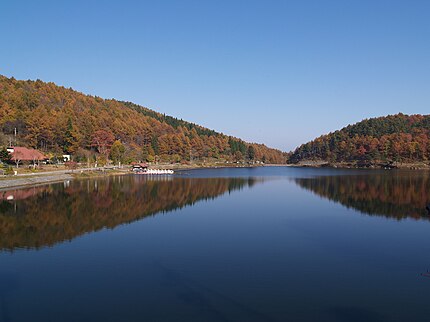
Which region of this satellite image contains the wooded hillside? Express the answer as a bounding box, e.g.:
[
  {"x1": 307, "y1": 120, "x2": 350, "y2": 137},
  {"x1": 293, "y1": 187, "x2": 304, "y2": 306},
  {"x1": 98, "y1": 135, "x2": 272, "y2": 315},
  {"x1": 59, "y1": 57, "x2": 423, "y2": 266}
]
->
[
  {"x1": 0, "y1": 75, "x2": 285, "y2": 164},
  {"x1": 288, "y1": 114, "x2": 430, "y2": 165}
]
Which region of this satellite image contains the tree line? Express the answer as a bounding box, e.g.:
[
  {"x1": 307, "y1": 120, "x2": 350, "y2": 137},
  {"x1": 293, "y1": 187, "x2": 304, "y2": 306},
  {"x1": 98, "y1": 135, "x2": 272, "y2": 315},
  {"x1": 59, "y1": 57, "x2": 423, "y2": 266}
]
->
[
  {"x1": 0, "y1": 75, "x2": 285, "y2": 164},
  {"x1": 288, "y1": 113, "x2": 430, "y2": 165}
]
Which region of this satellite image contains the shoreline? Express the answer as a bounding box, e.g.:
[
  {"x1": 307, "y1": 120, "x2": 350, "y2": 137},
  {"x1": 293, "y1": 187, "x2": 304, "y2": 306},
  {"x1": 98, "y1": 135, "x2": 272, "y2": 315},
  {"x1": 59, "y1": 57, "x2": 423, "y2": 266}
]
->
[
  {"x1": 0, "y1": 169, "x2": 130, "y2": 191},
  {"x1": 0, "y1": 173, "x2": 74, "y2": 191},
  {"x1": 0, "y1": 163, "x2": 269, "y2": 190},
  {"x1": 1, "y1": 161, "x2": 429, "y2": 191},
  {"x1": 289, "y1": 161, "x2": 430, "y2": 170}
]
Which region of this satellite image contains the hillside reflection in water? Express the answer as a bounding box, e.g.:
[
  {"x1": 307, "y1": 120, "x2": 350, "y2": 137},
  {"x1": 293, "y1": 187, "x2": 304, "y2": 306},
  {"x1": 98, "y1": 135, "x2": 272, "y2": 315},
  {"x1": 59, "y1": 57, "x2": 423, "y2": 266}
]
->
[
  {"x1": 0, "y1": 175, "x2": 259, "y2": 250},
  {"x1": 294, "y1": 170, "x2": 430, "y2": 220}
]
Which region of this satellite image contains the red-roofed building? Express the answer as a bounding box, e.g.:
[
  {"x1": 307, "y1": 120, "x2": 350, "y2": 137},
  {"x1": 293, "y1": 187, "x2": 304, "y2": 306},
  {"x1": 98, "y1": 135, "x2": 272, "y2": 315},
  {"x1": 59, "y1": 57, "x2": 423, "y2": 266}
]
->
[
  {"x1": 7, "y1": 147, "x2": 47, "y2": 167},
  {"x1": 131, "y1": 162, "x2": 148, "y2": 172}
]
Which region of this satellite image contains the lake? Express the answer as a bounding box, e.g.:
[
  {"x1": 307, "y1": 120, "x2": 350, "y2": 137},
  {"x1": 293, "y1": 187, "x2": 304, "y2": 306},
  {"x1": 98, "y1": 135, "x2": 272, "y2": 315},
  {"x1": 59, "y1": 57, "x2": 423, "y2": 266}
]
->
[{"x1": 1, "y1": 167, "x2": 430, "y2": 322}]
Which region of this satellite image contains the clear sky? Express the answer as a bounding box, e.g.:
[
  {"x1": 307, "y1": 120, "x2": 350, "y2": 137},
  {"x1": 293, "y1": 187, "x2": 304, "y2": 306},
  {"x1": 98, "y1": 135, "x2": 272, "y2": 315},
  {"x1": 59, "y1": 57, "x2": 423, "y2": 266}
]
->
[{"x1": 1, "y1": 1, "x2": 429, "y2": 151}]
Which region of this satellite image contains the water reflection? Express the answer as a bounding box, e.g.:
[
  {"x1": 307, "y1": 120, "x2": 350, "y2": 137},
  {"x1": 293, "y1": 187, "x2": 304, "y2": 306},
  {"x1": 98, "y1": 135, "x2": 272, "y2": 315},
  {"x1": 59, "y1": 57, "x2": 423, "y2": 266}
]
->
[
  {"x1": 0, "y1": 175, "x2": 258, "y2": 251},
  {"x1": 294, "y1": 171, "x2": 430, "y2": 220}
]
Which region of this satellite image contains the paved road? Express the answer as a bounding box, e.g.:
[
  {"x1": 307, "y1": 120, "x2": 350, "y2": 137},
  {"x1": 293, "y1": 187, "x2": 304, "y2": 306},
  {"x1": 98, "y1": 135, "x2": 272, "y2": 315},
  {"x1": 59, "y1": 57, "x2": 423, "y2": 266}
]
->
[
  {"x1": 0, "y1": 173, "x2": 73, "y2": 190},
  {"x1": 13, "y1": 167, "x2": 111, "y2": 177},
  {"x1": 0, "y1": 167, "x2": 127, "y2": 190}
]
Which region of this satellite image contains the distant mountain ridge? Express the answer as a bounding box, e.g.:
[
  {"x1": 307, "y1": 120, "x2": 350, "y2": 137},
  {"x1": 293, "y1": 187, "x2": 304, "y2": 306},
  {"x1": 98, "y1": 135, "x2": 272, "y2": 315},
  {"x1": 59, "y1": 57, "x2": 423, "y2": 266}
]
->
[
  {"x1": 0, "y1": 75, "x2": 285, "y2": 163},
  {"x1": 288, "y1": 113, "x2": 430, "y2": 166}
]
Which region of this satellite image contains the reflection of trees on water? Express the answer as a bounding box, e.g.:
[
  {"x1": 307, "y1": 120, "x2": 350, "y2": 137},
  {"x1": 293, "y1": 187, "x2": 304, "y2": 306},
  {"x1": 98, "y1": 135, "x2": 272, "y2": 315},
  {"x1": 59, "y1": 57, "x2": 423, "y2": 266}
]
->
[
  {"x1": 0, "y1": 176, "x2": 257, "y2": 251},
  {"x1": 294, "y1": 172, "x2": 430, "y2": 220}
]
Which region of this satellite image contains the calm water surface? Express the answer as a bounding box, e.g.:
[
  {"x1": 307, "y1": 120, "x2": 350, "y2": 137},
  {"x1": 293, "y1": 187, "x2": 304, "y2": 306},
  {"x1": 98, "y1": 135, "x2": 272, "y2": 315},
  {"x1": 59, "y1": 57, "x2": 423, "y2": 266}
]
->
[{"x1": 1, "y1": 167, "x2": 430, "y2": 321}]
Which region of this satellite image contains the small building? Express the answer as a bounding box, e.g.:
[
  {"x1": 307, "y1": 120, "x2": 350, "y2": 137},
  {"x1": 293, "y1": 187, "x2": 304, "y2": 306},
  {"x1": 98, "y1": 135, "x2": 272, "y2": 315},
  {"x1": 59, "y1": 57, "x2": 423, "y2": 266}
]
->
[
  {"x1": 131, "y1": 162, "x2": 148, "y2": 172},
  {"x1": 8, "y1": 147, "x2": 47, "y2": 167}
]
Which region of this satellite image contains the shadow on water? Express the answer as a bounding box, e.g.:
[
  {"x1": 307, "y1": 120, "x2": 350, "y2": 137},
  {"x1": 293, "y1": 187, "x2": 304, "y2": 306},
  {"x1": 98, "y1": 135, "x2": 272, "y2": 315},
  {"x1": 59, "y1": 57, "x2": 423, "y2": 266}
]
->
[
  {"x1": 0, "y1": 176, "x2": 262, "y2": 251},
  {"x1": 293, "y1": 170, "x2": 430, "y2": 220}
]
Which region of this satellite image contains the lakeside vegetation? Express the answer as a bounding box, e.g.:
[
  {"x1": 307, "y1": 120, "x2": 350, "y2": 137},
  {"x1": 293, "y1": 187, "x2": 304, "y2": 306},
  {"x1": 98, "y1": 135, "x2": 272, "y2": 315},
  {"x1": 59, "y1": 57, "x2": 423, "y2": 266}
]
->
[
  {"x1": 288, "y1": 114, "x2": 430, "y2": 167},
  {"x1": 0, "y1": 75, "x2": 286, "y2": 166}
]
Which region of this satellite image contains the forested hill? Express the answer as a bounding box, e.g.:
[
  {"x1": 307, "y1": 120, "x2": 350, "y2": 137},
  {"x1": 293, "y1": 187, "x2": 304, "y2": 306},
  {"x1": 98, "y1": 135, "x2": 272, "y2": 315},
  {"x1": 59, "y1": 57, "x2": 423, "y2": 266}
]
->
[
  {"x1": 0, "y1": 75, "x2": 285, "y2": 163},
  {"x1": 288, "y1": 114, "x2": 430, "y2": 165}
]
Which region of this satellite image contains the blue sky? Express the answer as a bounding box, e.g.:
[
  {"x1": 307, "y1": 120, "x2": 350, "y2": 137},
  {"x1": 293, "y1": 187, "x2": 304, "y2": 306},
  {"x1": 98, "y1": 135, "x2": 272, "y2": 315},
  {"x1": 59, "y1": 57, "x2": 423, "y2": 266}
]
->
[{"x1": 1, "y1": 0, "x2": 429, "y2": 151}]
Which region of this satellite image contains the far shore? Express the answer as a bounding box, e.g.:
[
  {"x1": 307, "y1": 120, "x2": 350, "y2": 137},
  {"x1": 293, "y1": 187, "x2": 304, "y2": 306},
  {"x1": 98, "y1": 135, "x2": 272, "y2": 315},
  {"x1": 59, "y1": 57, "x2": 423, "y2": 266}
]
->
[{"x1": 291, "y1": 160, "x2": 430, "y2": 170}]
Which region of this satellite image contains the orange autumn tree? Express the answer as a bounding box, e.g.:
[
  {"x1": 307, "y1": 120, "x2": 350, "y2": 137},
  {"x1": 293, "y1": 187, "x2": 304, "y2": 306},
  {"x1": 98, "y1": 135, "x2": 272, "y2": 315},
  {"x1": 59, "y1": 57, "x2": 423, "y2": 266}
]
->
[{"x1": 91, "y1": 130, "x2": 115, "y2": 157}]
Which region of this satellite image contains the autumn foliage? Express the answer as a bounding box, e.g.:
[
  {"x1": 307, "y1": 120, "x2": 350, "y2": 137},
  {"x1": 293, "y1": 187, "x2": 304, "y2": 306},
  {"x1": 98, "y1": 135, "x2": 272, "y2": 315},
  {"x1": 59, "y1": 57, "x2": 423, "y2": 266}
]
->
[
  {"x1": 0, "y1": 75, "x2": 285, "y2": 164},
  {"x1": 288, "y1": 113, "x2": 430, "y2": 165}
]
